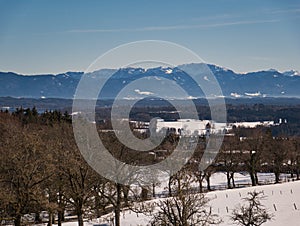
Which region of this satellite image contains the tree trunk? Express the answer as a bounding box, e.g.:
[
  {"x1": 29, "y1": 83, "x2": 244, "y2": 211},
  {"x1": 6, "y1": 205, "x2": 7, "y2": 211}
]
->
[
  {"x1": 35, "y1": 211, "x2": 42, "y2": 223},
  {"x1": 115, "y1": 183, "x2": 122, "y2": 226},
  {"x1": 232, "y1": 177, "x2": 236, "y2": 188},
  {"x1": 206, "y1": 174, "x2": 211, "y2": 191},
  {"x1": 198, "y1": 179, "x2": 203, "y2": 193},
  {"x1": 94, "y1": 187, "x2": 101, "y2": 218},
  {"x1": 249, "y1": 152, "x2": 257, "y2": 186},
  {"x1": 57, "y1": 194, "x2": 65, "y2": 226},
  {"x1": 48, "y1": 211, "x2": 53, "y2": 226},
  {"x1": 275, "y1": 171, "x2": 280, "y2": 184},
  {"x1": 14, "y1": 214, "x2": 21, "y2": 226},
  {"x1": 168, "y1": 177, "x2": 173, "y2": 197},
  {"x1": 152, "y1": 184, "x2": 156, "y2": 198},
  {"x1": 77, "y1": 208, "x2": 84, "y2": 226},
  {"x1": 57, "y1": 209, "x2": 64, "y2": 226},
  {"x1": 230, "y1": 172, "x2": 236, "y2": 188},
  {"x1": 255, "y1": 172, "x2": 259, "y2": 185},
  {"x1": 57, "y1": 181, "x2": 64, "y2": 226},
  {"x1": 122, "y1": 185, "x2": 130, "y2": 206},
  {"x1": 141, "y1": 187, "x2": 148, "y2": 201},
  {"x1": 197, "y1": 172, "x2": 204, "y2": 193},
  {"x1": 226, "y1": 171, "x2": 231, "y2": 189},
  {"x1": 77, "y1": 213, "x2": 84, "y2": 226},
  {"x1": 249, "y1": 169, "x2": 256, "y2": 186}
]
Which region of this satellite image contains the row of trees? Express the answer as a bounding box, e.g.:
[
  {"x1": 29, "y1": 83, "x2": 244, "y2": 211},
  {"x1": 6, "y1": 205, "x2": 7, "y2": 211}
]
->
[
  {"x1": 164, "y1": 127, "x2": 300, "y2": 195},
  {"x1": 133, "y1": 168, "x2": 273, "y2": 226},
  {"x1": 0, "y1": 108, "x2": 298, "y2": 226},
  {"x1": 217, "y1": 128, "x2": 300, "y2": 187}
]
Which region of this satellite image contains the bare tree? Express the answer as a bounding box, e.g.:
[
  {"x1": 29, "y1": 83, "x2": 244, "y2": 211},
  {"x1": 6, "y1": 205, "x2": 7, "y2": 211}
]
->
[
  {"x1": 218, "y1": 135, "x2": 241, "y2": 189},
  {"x1": 285, "y1": 138, "x2": 300, "y2": 180},
  {"x1": 98, "y1": 131, "x2": 142, "y2": 226},
  {"x1": 204, "y1": 165, "x2": 216, "y2": 191},
  {"x1": 231, "y1": 191, "x2": 273, "y2": 226},
  {"x1": 189, "y1": 136, "x2": 208, "y2": 193},
  {"x1": 262, "y1": 130, "x2": 288, "y2": 184},
  {"x1": 62, "y1": 150, "x2": 100, "y2": 226},
  {"x1": 271, "y1": 138, "x2": 288, "y2": 183},
  {"x1": 150, "y1": 170, "x2": 221, "y2": 226},
  {"x1": 293, "y1": 137, "x2": 300, "y2": 180},
  {"x1": 242, "y1": 129, "x2": 265, "y2": 186},
  {"x1": 43, "y1": 120, "x2": 101, "y2": 226},
  {"x1": 0, "y1": 116, "x2": 52, "y2": 226}
]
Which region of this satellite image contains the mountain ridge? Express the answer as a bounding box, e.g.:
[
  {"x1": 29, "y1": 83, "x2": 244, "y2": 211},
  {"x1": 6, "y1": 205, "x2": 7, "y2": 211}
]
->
[{"x1": 1, "y1": 63, "x2": 299, "y2": 99}]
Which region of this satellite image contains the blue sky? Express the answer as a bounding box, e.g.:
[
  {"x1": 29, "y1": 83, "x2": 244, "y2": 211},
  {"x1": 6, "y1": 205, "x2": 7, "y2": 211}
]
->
[{"x1": 0, "y1": 0, "x2": 300, "y2": 74}]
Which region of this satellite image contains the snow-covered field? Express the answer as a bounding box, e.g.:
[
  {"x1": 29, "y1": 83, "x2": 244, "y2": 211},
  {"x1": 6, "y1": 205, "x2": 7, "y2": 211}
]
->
[
  {"x1": 50, "y1": 173, "x2": 300, "y2": 226},
  {"x1": 209, "y1": 181, "x2": 300, "y2": 226},
  {"x1": 155, "y1": 171, "x2": 291, "y2": 195},
  {"x1": 92, "y1": 181, "x2": 300, "y2": 226},
  {"x1": 55, "y1": 172, "x2": 300, "y2": 226}
]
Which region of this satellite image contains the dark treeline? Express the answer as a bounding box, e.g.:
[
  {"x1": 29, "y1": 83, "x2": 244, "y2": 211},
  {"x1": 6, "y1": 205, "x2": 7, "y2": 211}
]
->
[
  {"x1": 2, "y1": 97, "x2": 300, "y2": 136},
  {"x1": 127, "y1": 104, "x2": 300, "y2": 136},
  {"x1": 0, "y1": 108, "x2": 300, "y2": 226}
]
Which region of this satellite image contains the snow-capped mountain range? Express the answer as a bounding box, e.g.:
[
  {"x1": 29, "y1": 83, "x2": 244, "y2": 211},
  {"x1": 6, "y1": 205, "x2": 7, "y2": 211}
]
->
[{"x1": 0, "y1": 63, "x2": 299, "y2": 99}]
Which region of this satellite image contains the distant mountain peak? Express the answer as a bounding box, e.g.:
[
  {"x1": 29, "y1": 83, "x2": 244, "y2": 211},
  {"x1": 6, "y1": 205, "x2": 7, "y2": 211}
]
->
[
  {"x1": 283, "y1": 70, "x2": 300, "y2": 77},
  {"x1": 207, "y1": 63, "x2": 232, "y2": 72},
  {"x1": 0, "y1": 63, "x2": 299, "y2": 99},
  {"x1": 266, "y1": 68, "x2": 278, "y2": 72}
]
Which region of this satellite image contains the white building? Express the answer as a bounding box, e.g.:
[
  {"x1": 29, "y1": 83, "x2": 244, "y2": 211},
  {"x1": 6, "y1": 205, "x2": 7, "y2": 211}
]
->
[
  {"x1": 155, "y1": 119, "x2": 226, "y2": 136},
  {"x1": 154, "y1": 119, "x2": 276, "y2": 136}
]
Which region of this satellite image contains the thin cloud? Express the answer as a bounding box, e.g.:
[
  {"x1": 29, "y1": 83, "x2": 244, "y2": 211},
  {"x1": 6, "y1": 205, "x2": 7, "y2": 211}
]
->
[
  {"x1": 67, "y1": 19, "x2": 279, "y2": 33},
  {"x1": 269, "y1": 8, "x2": 300, "y2": 14},
  {"x1": 68, "y1": 28, "x2": 134, "y2": 33},
  {"x1": 191, "y1": 13, "x2": 241, "y2": 22}
]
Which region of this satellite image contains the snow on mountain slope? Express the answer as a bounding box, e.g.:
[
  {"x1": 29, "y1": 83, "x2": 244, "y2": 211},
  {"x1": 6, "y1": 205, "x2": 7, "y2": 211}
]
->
[
  {"x1": 1, "y1": 64, "x2": 300, "y2": 98},
  {"x1": 283, "y1": 70, "x2": 300, "y2": 77}
]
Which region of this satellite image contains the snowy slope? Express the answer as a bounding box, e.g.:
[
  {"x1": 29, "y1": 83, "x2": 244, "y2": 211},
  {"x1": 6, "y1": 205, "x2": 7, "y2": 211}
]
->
[
  {"x1": 96, "y1": 181, "x2": 300, "y2": 226},
  {"x1": 58, "y1": 173, "x2": 299, "y2": 226}
]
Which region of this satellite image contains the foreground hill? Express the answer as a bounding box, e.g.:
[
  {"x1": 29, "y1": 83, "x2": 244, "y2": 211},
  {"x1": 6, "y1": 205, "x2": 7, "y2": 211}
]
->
[
  {"x1": 101, "y1": 176, "x2": 300, "y2": 226},
  {"x1": 54, "y1": 174, "x2": 300, "y2": 226}
]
